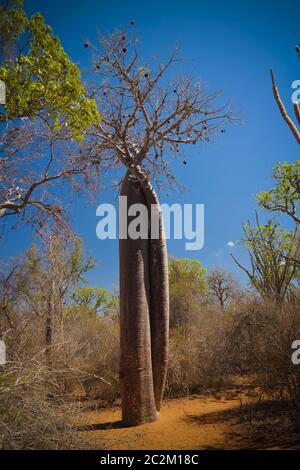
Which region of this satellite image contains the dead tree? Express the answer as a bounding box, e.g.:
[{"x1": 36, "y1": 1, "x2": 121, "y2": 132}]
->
[{"x1": 86, "y1": 28, "x2": 235, "y2": 425}]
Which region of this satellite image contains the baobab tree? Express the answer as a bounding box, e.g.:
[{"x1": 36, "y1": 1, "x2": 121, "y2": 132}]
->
[{"x1": 86, "y1": 27, "x2": 235, "y2": 425}]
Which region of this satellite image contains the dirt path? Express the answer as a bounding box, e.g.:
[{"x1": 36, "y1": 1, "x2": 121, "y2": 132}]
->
[
  {"x1": 77, "y1": 386, "x2": 300, "y2": 450},
  {"x1": 77, "y1": 389, "x2": 254, "y2": 450}
]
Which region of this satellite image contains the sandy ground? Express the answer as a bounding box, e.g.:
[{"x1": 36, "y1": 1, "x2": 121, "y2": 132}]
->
[
  {"x1": 77, "y1": 385, "x2": 300, "y2": 450},
  {"x1": 76, "y1": 388, "x2": 273, "y2": 450}
]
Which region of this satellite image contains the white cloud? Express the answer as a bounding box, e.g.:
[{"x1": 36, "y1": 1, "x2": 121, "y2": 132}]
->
[
  {"x1": 214, "y1": 248, "x2": 223, "y2": 258},
  {"x1": 226, "y1": 241, "x2": 236, "y2": 248}
]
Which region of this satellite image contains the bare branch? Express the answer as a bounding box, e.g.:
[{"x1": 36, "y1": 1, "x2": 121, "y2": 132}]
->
[
  {"x1": 84, "y1": 30, "x2": 236, "y2": 188},
  {"x1": 270, "y1": 69, "x2": 300, "y2": 144}
]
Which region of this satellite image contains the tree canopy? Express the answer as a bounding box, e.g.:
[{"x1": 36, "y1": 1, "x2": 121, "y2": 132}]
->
[
  {"x1": 257, "y1": 161, "x2": 300, "y2": 225},
  {"x1": 0, "y1": 0, "x2": 100, "y2": 140},
  {"x1": 0, "y1": 0, "x2": 102, "y2": 226}
]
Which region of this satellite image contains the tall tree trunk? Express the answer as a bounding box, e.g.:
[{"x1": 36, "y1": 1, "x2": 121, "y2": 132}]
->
[
  {"x1": 119, "y1": 172, "x2": 169, "y2": 426},
  {"x1": 119, "y1": 175, "x2": 157, "y2": 426},
  {"x1": 45, "y1": 279, "x2": 55, "y2": 366},
  {"x1": 144, "y1": 183, "x2": 169, "y2": 412}
]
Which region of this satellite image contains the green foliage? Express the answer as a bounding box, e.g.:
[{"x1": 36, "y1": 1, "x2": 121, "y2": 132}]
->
[
  {"x1": 13, "y1": 236, "x2": 95, "y2": 308},
  {"x1": 71, "y1": 286, "x2": 113, "y2": 315},
  {"x1": 169, "y1": 257, "x2": 207, "y2": 299},
  {"x1": 169, "y1": 257, "x2": 207, "y2": 328},
  {"x1": 61, "y1": 239, "x2": 95, "y2": 287},
  {"x1": 242, "y1": 220, "x2": 296, "y2": 255},
  {"x1": 257, "y1": 161, "x2": 300, "y2": 224},
  {"x1": 236, "y1": 218, "x2": 299, "y2": 302},
  {"x1": 0, "y1": 1, "x2": 27, "y2": 54},
  {"x1": 0, "y1": 0, "x2": 100, "y2": 140}
]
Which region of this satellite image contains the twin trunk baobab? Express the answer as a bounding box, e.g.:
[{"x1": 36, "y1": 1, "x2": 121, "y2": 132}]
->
[
  {"x1": 85, "y1": 29, "x2": 233, "y2": 426},
  {"x1": 119, "y1": 172, "x2": 169, "y2": 426}
]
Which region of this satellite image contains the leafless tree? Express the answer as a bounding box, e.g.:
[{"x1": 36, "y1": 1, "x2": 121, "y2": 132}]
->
[{"x1": 207, "y1": 268, "x2": 239, "y2": 310}]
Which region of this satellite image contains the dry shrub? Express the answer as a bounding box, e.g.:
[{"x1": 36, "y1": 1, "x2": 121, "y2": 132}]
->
[
  {"x1": 64, "y1": 307, "x2": 120, "y2": 401},
  {"x1": 0, "y1": 307, "x2": 118, "y2": 449},
  {"x1": 166, "y1": 326, "x2": 199, "y2": 396},
  {"x1": 218, "y1": 299, "x2": 300, "y2": 426},
  {"x1": 166, "y1": 295, "x2": 300, "y2": 425},
  {"x1": 2, "y1": 251, "x2": 300, "y2": 449},
  {"x1": 166, "y1": 306, "x2": 232, "y2": 396},
  {"x1": 0, "y1": 355, "x2": 81, "y2": 449}
]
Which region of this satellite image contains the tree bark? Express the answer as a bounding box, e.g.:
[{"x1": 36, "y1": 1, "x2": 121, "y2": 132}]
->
[
  {"x1": 144, "y1": 184, "x2": 169, "y2": 412},
  {"x1": 45, "y1": 279, "x2": 55, "y2": 366},
  {"x1": 119, "y1": 172, "x2": 169, "y2": 426}
]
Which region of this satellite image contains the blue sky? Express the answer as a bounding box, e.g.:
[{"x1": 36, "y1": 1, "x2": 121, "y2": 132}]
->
[{"x1": 1, "y1": 0, "x2": 300, "y2": 290}]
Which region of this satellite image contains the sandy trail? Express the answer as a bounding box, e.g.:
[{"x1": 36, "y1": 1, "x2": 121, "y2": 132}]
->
[{"x1": 77, "y1": 389, "x2": 255, "y2": 450}]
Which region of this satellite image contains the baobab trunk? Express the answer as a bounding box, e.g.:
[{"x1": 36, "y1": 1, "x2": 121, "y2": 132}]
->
[
  {"x1": 119, "y1": 172, "x2": 169, "y2": 426},
  {"x1": 119, "y1": 174, "x2": 157, "y2": 426},
  {"x1": 145, "y1": 186, "x2": 169, "y2": 411}
]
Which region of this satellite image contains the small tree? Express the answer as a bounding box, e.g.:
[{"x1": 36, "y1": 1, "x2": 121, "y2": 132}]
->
[
  {"x1": 169, "y1": 257, "x2": 207, "y2": 328},
  {"x1": 72, "y1": 286, "x2": 113, "y2": 316},
  {"x1": 232, "y1": 216, "x2": 299, "y2": 303},
  {"x1": 12, "y1": 231, "x2": 94, "y2": 364},
  {"x1": 207, "y1": 268, "x2": 239, "y2": 310},
  {"x1": 257, "y1": 161, "x2": 300, "y2": 225},
  {"x1": 86, "y1": 28, "x2": 234, "y2": 425}
]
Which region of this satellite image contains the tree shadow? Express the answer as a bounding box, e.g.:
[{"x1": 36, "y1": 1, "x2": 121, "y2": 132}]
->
[
  {"x1": 184, "y1": 406, "x2": 240, "y2": 426},
  {"x1": 76, "y1": 420, "x2": 123, "y2": 431},
  {"x1": 183, "y1": 399, "x2": 300, "y2": 449},
  {"x1": 184, "y1": 398, "x2": 292, "y2": 426}
]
